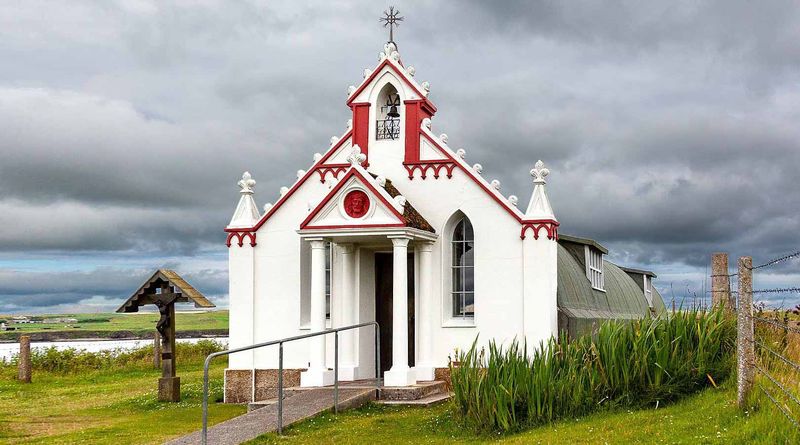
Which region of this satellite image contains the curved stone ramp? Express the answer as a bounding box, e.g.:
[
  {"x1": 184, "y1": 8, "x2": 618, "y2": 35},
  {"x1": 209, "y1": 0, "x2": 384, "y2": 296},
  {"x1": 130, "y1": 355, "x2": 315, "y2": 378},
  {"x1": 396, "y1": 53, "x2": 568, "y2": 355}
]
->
[{"x1": 165, "y1": 387, "x2": 375, "y2": 445}]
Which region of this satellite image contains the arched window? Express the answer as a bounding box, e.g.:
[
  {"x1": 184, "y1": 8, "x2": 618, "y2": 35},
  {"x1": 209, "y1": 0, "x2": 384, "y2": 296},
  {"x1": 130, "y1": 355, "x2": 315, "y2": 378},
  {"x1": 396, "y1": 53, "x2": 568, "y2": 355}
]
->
[
  {"x1": 451, "y1": 216, "x2": 474, "y2": 318},
  {"x1": 376, "y1": 83, "x2": 401, "y2": 140}
]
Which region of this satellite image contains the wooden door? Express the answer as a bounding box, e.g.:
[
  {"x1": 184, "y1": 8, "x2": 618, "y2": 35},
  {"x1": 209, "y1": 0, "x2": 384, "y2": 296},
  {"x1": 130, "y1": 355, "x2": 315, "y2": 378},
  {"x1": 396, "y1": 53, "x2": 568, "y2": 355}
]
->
[{"x1": 374, "y1": 252, "x2": 415, "y2": 376}]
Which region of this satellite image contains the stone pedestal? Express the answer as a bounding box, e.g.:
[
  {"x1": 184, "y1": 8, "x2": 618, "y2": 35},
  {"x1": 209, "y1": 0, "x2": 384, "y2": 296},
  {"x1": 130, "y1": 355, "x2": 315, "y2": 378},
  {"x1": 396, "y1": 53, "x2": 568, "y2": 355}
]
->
[
  {"x1": 18, "y1": 335, "x2": 31, "y2": 383},
  {"x1": 158, "y1": 376, "x2": 181, "y2": 402}
]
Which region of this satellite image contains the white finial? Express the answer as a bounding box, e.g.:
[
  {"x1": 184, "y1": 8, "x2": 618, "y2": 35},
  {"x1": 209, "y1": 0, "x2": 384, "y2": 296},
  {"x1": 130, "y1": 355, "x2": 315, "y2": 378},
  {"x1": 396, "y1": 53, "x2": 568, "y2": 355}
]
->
[
  {"x1": 279, "y1": 186, "x2": 289, "y2": 196},
  {"x1": 491, "y1": 179, "x2": 501, "y2": 190},
  {"x1": 394, "y1": 195, "x2": 407, "y2": 207},
  {"x1": 347, "y1": 85, "x2": 356, "y2": 96},
  {"x1": 509, "y1": 195, "x2": 518, "y2": 206},
  {"x1": 330, "y1": 136, "x2": 339, "y2": 146},
  {"x1": 347, "y1": 144, "x2": 367, "y2": 166},
  {"x1": 376, "y1": 175, "x2": 387, "y2": 187},
  {"x1": 456, "y1": 148, "x2": 466, "y2": 159},
  {"x1": 407, "y1": 66, "x2": 415, "y2": 76},
  {"x1": 421, "y1": 118, "x2": 432, "y2": 130},
  {"x1": 296, "y1": 170, "x2": 306, "y2": 180},
  {"x1": 530, "y1": 160, "x2": 549, "y2": 184},
  {"x1": 346, "y1": 119, "x2": 353, "y2": 130},
  {"x1": 238, "y1": 171, "x2": 256, "y2": 194},
  {"x1": 439, "y1": 133, "x2": 448, "y2": 143},
  {"x1": 390, "y1": 51, "x2": 400, "y2": 61},
  {"x1": 263, "y1": 203, "x2": 273, "y2": 212},
  {"x1": 472, "y1": 163, "x2": 483, "y2": 174},
  {"x1": 422, "y1": 81, "x2": 430, "y2": 94},
  {"x1": 313, "y1": 153, "x2": 323, "y2": 162},
  {"x1": 363, "y1": 68, "x2": 372, "y2": 79}
]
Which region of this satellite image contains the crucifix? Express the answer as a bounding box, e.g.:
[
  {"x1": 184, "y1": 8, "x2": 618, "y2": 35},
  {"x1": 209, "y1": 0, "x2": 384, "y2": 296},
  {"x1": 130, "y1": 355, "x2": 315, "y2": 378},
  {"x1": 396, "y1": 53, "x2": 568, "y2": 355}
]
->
[
  {"x1": 380, "y1": 6, "x2": 404, "y2": 46},
  {"x1": 117, "y1": 269, "x2": 215, "y2": 402}
]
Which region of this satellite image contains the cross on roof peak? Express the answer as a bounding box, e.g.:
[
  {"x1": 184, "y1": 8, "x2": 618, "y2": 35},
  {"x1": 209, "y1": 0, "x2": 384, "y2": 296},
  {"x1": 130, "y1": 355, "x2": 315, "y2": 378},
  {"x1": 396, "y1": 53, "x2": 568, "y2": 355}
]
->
[{"x1": 380, "y1": 6, "x2": 404, "y2": 46}]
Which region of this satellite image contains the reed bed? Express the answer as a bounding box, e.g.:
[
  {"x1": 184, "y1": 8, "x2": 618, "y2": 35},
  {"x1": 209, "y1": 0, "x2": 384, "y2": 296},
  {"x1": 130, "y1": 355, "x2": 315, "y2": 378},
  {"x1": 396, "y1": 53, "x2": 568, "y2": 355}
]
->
[{"x1": 449, "y1": 309, "x2": 736, "y2": 433}]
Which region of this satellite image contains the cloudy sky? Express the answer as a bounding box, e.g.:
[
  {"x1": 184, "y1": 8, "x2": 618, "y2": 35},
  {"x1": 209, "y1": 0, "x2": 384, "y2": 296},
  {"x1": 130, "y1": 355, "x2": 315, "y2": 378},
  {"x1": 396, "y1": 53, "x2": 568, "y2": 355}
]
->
[{"x1": 1, "y1": 0, "x2": 799, "y2": 314}]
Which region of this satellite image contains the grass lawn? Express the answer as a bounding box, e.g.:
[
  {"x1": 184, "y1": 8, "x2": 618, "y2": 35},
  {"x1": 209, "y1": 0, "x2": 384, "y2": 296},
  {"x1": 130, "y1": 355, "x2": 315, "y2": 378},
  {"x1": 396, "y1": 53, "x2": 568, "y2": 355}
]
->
[
  {"x1": 0, "y1": 310, "x2": 228, "y2": 339},
  {"x1": 0, "y1": 357, "x2": 244, "y2": 444},
  {"x1": 250, "y1": 383, "x2": 798, "y2": 445}
]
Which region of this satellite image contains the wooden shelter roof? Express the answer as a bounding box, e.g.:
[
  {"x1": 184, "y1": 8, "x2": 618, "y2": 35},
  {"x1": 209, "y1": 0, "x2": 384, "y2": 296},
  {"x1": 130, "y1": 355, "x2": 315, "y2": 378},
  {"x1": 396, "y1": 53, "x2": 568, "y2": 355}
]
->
[{"x1": 116, "y1": 269, "x2": 215, "y2": 313}]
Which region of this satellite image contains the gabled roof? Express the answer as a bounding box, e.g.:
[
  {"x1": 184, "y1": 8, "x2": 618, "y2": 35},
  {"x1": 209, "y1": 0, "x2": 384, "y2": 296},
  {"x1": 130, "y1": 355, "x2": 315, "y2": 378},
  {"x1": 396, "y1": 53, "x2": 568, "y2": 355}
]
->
[
  {"x1": 346, "y1": 56, "x2": 436, "y2": 111},
  {"x1": 558, "y1": 234, "x2": 609, "y2": 254},
  {"x1": 116, "y1": 269, "x2": 215, "y2": 313},
  {"x1": 379, "y1": 175, "x2": 435, "y2": 232}
]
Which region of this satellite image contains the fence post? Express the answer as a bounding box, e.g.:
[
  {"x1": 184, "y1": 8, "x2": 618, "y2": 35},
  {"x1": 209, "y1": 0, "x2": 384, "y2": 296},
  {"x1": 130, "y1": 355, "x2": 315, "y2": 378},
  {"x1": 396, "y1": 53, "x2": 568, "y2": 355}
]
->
[
  {"x1": 18, "y1": 335, "x2": 31, "y2": 383},
  {"x1": 737, "y1": 256, "x2": 754, "y2": 408},
  {"x1": 711, "y1": 253, "x2": 733, "y2": 311},
  {"x1": 154, "y1": 330, "x2": 161, "y2": 368}
]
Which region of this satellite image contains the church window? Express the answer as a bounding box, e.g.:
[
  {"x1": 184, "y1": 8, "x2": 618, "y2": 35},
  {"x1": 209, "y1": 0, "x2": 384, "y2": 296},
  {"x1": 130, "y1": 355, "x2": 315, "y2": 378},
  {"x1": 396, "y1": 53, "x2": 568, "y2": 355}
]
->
[
  {"x1": 451, "y1": 216, "x2": 475, "y2": 318},
  {"x1": 376, "y1": 84, "x2": 401, "y2": 140},
  {"x1": 585, "y1": 246, "x2": 605, "y2": 291}
]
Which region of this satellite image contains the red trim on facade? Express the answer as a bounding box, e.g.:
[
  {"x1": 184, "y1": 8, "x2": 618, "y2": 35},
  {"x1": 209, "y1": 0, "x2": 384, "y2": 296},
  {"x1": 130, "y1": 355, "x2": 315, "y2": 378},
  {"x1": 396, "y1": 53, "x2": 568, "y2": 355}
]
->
[
  {"x1": 299, "y1": 167, "x2": 406, "y2": 230},
  {"x1": 351, "y1": 103, "x2": 371, "y2": 162},
  {"x1": 302, "y1": 223, "x2": 406, "y2": 230},
  {"x1": 226, "y1": 231, "x2": 257, "y2": 247},
  {"x1": 314, "y1": 163, "x2": 349, "y2": 182},
  {"x1": 316, "y1": 130, "x2": 354, "y2": 165},
  {"x1": 345, "y1": 59, "x2": 437, "y2": 112},
  {"x1": 520, "y1": 220, "x2": 560, "y2": 240},
  {"x1": 403, "y1": 161, "x2": 457, "y2": 180}
]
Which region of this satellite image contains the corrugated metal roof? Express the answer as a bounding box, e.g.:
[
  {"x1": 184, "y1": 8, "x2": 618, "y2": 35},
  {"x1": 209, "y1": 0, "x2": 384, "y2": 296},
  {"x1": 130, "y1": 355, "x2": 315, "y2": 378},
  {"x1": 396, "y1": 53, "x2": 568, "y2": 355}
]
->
[{"x1": 557, "y1": 244, "x2": 666, "y2": 337}]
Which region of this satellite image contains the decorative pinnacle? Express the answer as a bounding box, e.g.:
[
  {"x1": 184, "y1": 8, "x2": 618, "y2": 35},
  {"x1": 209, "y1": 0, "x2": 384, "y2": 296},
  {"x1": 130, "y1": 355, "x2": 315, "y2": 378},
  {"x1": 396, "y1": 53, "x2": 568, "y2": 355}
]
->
[
  {"x1": 237, "y1": 172, "x2": 256, "y2": 194},
  {"x1": 347, "y1": 145, "x2": 367, "y2": 166},
  {"x1": 380, "y1": 6, "x2": 404, "y2": 45},
  {"x1": 530, "y1": 160, "x2": 549, "y2": 184}
]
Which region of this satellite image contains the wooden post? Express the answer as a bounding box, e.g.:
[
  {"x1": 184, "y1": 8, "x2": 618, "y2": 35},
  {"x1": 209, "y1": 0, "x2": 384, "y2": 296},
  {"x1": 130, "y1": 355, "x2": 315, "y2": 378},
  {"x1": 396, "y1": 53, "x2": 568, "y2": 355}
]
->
[
  {"x1": 158, "y1": 301, "x2": 180, "y2": 402},
  {"x1": 18, "y1": 335, "x2": 31, "y2": 383},
  {"x1": 711, "y1": 253, "x2": 733, "y2": 311},
  {"x1": 153, "y1": 330, "x2": 161, "y2": 368},
  {"x1": 737, "y1": 256, "x2": 754, "y2": 408}
]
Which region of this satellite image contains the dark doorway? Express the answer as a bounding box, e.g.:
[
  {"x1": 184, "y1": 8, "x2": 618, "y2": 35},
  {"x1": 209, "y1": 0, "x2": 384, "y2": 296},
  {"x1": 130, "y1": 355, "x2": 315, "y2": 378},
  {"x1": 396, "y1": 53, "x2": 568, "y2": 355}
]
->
[{"x1": 374, "y1": 252, "x2": 415, "y2": 377}]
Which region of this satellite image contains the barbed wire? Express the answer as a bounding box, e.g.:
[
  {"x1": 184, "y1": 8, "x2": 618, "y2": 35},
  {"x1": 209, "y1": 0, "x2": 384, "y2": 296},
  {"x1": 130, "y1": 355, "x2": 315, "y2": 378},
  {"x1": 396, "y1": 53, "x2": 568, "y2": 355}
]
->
[
  {"x1": 753, "y1": 362, "x2": 800, "y2": 408},
  {"x1": 758, "y1": 383, "x2": 800, "y2": 429},
  {"x1": 752, "y1": 316, "x2": 800, "y2": 335},
  {"x1": 707, "y1": 288, "x2": 800, "y2": 295},
  {"x1": 751, "y1": 250, "x2": 800, "y2": 271},
  {"x1": 753, "y1": 338, "x2": 800, "y2": 374}
]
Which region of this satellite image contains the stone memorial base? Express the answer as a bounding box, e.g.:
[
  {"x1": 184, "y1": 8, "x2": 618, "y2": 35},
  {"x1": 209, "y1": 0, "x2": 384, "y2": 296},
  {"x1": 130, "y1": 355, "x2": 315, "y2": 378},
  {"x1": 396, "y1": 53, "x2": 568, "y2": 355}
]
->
[{"x1": 159, "y1": 376, "x2": 181, "y2": 402}]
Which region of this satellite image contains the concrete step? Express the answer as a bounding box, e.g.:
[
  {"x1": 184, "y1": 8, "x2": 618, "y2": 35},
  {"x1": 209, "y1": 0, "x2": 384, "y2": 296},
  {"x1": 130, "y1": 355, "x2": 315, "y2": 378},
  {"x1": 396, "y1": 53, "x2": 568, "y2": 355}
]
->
[
  {"x1": 379, "y1": 380, "x2": 447, "y2": 401},
  {"x1": 377, "y1": 392, "x2": 452, "y2": 407}
]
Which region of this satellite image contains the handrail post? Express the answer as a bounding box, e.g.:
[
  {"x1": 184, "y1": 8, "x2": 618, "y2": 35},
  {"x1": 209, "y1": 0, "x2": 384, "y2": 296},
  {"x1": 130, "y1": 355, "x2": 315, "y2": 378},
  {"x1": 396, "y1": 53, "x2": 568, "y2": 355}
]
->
[
  {"x1": 201, "y1": 355, "x2": 211, "y2": 445},
  {"x1": 334, "y1": 331, "x2": 339, "y2": 414},
  {"x1": 278, "y1": 342, "x2": 284, "y2": 435}
]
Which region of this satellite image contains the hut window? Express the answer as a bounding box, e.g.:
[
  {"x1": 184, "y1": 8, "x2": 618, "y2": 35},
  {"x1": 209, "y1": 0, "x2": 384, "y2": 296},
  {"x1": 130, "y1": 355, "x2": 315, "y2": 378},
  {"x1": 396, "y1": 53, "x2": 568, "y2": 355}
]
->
[
  {"x1": 325, "y1": 241, "x2": 332, "y2": 320},
  {"x1": 644, "y1": 275, "x2": 654, "y2": 307},
  {"x1": 451, "y1": 216, "x2": 475, "y2": 318},
  {"x1": 585, "y1": 246, "x2": 605, "y2": 291}
]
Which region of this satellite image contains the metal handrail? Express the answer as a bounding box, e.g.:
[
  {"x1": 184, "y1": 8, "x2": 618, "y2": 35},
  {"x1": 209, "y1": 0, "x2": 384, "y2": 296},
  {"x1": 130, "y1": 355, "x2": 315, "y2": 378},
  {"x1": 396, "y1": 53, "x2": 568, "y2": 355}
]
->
[{"x1": 201, "y1": 321, "x2": 380, "y2": 444}]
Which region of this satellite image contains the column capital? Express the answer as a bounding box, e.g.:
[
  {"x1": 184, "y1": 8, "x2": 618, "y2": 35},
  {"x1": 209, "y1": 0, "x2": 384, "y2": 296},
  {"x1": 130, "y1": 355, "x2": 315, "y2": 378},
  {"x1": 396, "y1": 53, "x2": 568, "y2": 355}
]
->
[
  {"x1": 307, "y1": 237, "x2": 327, "y2": 249},
  {"x1": 415, "y1": 240, "x2": 434, "y2": 253},
  {"x1": 338, "y1": 243, "x2": 355, "y2": 254},
  {"x1": 388, "y1": 235, "x2": 412, "y2": 247}
]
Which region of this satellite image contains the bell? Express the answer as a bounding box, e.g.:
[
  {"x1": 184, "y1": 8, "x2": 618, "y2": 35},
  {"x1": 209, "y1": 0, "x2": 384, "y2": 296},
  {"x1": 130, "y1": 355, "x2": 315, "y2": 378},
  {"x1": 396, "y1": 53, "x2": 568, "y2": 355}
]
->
[{"x1": 387, "y1": 105, "x2": 400, "y2": 118}]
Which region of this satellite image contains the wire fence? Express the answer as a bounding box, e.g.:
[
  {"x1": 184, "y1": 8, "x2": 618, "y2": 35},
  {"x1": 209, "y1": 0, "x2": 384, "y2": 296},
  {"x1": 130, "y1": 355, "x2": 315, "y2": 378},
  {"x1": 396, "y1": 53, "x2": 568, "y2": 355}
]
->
[{"x1": 729, "y1": 248, "x2": 800, "y2": 432}]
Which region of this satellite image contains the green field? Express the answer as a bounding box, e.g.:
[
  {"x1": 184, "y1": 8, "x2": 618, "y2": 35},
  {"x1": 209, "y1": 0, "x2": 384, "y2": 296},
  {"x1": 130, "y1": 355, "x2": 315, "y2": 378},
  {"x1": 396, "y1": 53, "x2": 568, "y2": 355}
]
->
[{"x1": 0, "y1": 311, "x2": 228, "y2": 340}]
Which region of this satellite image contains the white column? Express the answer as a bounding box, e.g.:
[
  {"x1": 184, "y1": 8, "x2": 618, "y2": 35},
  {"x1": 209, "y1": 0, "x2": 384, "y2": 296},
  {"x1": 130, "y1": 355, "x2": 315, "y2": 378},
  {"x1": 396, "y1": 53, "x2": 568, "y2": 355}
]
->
[
  {"x1": 415, "y1": 241, "x2": 435, "y2": 381},
  {"x1": 301, "y1": 238, "x2": 334, "y2": 387},
  {"x1": 338, "y1": 243, "x2": 358, "y2": 381},
  {"x1": 522, "y1": 232, "x2": 558, "y2": 357},
  {"x1": 384, "y1": 236, "x2": 417, "y2": 387}
]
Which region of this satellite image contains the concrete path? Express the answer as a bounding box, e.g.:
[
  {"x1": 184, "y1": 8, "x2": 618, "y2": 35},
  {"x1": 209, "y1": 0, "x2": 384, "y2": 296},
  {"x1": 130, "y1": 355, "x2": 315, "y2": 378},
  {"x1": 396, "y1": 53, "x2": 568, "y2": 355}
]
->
[{"x1": 165, "y1": 387, "x2": 376, "y2": 445}]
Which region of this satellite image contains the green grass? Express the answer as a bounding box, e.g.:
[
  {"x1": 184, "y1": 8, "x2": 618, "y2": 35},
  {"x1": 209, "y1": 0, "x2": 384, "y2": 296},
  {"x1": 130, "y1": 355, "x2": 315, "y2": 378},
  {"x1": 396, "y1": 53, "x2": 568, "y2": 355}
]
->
[
  {"x1": 0, "y1": 354, "x2": 244, "y2": 444},
  {"x1": 0, "y1": 310, "x2": 228, "y2": 339},
  {"x1": 249, "y1": 383, "x2": 797, "y2": 444}
]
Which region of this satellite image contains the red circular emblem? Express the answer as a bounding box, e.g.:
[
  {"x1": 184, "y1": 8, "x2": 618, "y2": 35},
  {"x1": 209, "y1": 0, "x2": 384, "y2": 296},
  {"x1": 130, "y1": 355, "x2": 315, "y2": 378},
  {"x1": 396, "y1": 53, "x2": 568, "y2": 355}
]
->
[{"x1": 344, "y1": 190, "x2": 370, "y2": 218}]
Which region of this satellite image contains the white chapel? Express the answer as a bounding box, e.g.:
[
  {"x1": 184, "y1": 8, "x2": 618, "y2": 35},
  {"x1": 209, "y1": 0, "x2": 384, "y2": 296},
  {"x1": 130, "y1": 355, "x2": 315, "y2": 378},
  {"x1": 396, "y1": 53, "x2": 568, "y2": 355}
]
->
[{"x1": 223, "y1": 34, "x2": 665, "y2": 402}]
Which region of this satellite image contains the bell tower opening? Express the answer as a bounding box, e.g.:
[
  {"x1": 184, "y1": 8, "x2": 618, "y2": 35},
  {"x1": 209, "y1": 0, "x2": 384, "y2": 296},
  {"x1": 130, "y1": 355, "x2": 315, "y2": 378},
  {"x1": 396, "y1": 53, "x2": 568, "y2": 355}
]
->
[{"x1": 376, "y1": 83, "x2": 401, "y2": 140}]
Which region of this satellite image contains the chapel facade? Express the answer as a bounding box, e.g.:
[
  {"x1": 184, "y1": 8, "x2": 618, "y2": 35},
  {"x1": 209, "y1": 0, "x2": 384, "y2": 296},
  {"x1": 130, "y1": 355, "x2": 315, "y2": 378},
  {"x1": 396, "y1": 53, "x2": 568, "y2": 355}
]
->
[{"x1": 223, "y1": 41, "x2": 665, "y2": 401}]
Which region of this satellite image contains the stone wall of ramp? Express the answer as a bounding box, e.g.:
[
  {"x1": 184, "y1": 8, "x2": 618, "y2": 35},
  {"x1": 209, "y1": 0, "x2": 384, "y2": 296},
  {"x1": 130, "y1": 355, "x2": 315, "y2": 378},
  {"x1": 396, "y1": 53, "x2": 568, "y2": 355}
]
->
[{"x1": 224, "y1": 369, "x2": 304, "y2": 403}]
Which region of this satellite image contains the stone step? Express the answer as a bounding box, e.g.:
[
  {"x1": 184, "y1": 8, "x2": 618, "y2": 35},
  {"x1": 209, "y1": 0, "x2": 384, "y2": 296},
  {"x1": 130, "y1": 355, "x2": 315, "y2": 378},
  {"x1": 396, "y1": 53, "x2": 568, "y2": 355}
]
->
[
  {"x1": 378, "y1": 380, "x2": 447, "y2": 401},
  {"x1": 377, "y1": 391, "x2": 452, "y2": 407}
]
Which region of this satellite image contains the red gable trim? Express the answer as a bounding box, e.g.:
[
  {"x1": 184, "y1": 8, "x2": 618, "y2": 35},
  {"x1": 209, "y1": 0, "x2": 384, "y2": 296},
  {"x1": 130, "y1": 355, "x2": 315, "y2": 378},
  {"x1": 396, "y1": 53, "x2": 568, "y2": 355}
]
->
[
  {"x1": 346, "y1": 59, "x2": 436, "y2": 111},
  {"x1": 419, "y1": 131, "x2": 524, "y2": 223},
  {"x1": 300, "y1": 167, "x2": 406, "y2": 230}
]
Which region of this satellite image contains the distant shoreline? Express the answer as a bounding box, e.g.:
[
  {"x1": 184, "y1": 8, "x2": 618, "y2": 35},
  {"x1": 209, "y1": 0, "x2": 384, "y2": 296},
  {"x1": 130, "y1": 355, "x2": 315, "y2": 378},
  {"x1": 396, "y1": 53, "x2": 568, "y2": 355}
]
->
[{"x1": 0, "y1": 329, "x2": 228, "y2": 343}]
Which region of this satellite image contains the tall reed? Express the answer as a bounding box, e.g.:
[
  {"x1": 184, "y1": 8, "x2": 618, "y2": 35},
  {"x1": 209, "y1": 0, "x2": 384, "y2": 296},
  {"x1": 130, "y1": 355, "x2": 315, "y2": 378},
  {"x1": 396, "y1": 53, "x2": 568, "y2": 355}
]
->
[{"x1": 449, "y1": 309, "x2": 735, "y2": 433}]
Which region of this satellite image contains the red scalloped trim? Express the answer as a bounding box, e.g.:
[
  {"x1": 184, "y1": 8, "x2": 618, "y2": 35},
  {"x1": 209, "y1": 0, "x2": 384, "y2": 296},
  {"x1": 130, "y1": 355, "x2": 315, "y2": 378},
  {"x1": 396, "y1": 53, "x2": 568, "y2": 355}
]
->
[
  {"x1": 520, "y1": 220, "x2": 559, "y2": 240},
  {"x1": 315, "y1": 163, "x2": 349, "y2": 182},
  {"x1": 226, "y1": 231, "x2": 257, "y2": 248},
  {"x1": 403, "y1": 161, "x2": 456, "y2": 180}
]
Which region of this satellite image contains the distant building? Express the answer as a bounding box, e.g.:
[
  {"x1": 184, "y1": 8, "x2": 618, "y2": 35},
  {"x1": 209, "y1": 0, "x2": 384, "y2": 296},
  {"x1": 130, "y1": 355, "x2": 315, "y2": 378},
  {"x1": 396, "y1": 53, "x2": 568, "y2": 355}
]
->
[{"x1": 43, "y1": 317, "x2": 78, "y2": 324}]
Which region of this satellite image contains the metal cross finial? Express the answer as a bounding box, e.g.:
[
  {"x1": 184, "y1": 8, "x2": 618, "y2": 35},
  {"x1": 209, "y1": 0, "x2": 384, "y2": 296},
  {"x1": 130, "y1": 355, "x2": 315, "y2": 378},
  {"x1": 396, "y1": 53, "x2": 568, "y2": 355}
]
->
[{"x1": 380, "y1": 6, "x2": 404, "y2": 45}]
